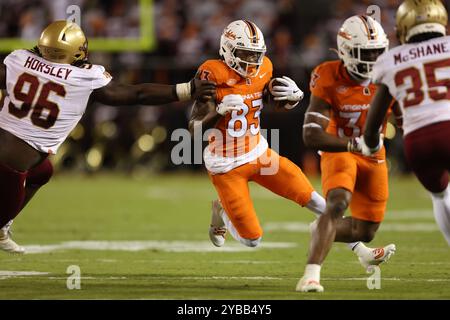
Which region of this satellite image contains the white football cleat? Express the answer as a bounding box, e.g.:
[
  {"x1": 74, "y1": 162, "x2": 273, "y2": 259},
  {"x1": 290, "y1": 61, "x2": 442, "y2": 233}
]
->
[
  {"x1": 209, "y1": 200, "x2": 227, "y2": 247},
  {"x1": 0, "y1": 222, "x2": 25, "y2": 254},
  {"x1": 296, "y1": 276, "x2": 324, "y2": 293},
  {"x1": 358, "y1": 244, "x2": 396, "y2": 269}
]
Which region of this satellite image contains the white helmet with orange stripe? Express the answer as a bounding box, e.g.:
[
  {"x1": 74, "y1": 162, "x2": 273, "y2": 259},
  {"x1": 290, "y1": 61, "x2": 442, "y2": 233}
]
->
[
  {"x1": 337, "y1": 15, "x2": 389, "y2": 79},
  {"x1": 219, "y1": 20, "x2": 266, "y2": 78}
]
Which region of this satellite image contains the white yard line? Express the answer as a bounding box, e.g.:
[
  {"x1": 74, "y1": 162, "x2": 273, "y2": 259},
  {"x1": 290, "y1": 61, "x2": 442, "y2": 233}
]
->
[
  {"x1": 23, "y1": 240, "x2": 297, "y2": 254},
  {"x1": 0, "y1": 271, "x2": 49, "y2": 280},
  {"x1": 1, "y1": 272, "x2": 449, "y2": 283},
  {"x1": 322, "y1": 277, "x2": 450, "y2": 282}
]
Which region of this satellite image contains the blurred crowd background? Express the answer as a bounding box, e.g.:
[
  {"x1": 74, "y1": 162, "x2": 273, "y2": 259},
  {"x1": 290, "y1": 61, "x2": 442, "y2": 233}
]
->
[{"x1": 1, "y1": 0, "x2": 449, "y2": 177}]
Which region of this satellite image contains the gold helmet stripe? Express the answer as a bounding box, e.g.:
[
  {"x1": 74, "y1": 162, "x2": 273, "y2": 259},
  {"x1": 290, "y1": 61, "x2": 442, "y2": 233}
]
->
[
  {"x1": 366, "y1": 15, "x2": 378, "y2": 40},
  {"x1": 359, "y1": 15, "x2": 377, "y2": 40},
  {"x1": 244, "y1": 20, "x2": 258, "y2": 44}
]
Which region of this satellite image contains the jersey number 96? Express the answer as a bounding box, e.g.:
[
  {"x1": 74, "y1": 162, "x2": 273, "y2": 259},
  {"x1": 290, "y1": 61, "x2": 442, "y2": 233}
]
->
[{"x1": 6, "y1": 72, "x2": 65, "y2": 129}]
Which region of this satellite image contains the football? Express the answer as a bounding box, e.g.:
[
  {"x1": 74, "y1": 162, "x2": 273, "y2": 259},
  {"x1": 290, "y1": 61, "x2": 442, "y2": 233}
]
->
[{"x1": 264, "y1": 78, "x2": 289, "y2": 112}]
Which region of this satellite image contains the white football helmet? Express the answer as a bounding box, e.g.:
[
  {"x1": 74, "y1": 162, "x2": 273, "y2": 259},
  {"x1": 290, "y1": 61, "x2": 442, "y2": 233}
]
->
[
  {"x1": 219, "y1": 20, "x2": 266, "y2": 78},
  {"x1": 337, "y1": 15, "x2": 389, "y2": 79}
]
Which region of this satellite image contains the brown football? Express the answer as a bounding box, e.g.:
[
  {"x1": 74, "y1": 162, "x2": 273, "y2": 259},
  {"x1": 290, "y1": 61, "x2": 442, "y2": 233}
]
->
[{"x1": 265, "y1": 79, "x2": 288, "y2": 112}]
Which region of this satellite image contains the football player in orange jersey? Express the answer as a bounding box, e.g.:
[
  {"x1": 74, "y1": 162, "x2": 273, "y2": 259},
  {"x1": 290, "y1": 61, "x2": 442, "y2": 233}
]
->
[
  {"x1": 298, "y1": 16, "x2": 400, "y2": 292},
  {"x1": 189, "y1": 20, "x2": 387, "y2": 273},
  {"x1": 189, "y1": 20, "x2": 325, "y2": 249}
]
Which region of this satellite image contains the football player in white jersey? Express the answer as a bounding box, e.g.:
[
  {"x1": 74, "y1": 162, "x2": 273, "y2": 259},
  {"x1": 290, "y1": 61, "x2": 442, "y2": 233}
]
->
[
  {"x1": 0, "y1": 20, "x2": 215, "y2": 253},
  {"x1": 363, "y1": 0, "x2": 450, "y2": 245}
]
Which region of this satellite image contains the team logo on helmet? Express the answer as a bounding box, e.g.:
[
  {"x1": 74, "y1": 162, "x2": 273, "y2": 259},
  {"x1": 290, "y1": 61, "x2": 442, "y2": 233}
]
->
[{"x1": 224, "y1": 29, "x2": 236, "y2": 40}]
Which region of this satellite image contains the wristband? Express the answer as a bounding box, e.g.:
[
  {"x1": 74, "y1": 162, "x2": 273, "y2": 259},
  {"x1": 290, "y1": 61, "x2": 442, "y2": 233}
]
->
[{"x1": 176, "y1": 82, "x2": 192, "y2": 101}]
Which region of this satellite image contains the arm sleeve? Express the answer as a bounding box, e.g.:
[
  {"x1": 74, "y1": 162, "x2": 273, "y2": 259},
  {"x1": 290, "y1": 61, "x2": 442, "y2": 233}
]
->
[
  {"x1": 3, "y1": 53, "x2": 12, "y2": 67},
  {"x1": 3, "y1": 50, "x2": 21, "y2": 68},
  {"x1": 90, "y1": 65, "x2": 113, "y2": 90}
]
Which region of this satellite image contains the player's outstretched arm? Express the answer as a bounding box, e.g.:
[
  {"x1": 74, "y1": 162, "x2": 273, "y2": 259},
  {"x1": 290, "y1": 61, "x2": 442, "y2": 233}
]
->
[
  {"x1": 91, "y1": 78, "x2": 216, "y2": 106},
  {"x1": 303, "y1": 95, "x2": 354, "y2": 152},
  {"x1": 0, "y1": 64, "x2": 6, "y2": 89},
  {"x1": 363, "y1": 84, "x2": 393, "y2": 149}
]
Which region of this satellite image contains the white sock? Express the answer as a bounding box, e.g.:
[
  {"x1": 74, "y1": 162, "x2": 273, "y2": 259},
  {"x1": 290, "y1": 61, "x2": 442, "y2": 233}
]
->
[
  {"x1": 431, "y1": 187, "x2": 450, "y2": 245},
  {"x1": 306, "y1": 191, "x2": 326, "y2": 217},
  {"x1": 304, "y1": 264, "x2": 321, "y2": 282},
  {"x1": 347, "y1": 241, "x2": 361, "y2": 251},
  {"x1": 350, "y1": 242, "x2": 370, "y2": 257},
  {"x1": 220, "y1": 209, "x2": 261, "y2": 247}
]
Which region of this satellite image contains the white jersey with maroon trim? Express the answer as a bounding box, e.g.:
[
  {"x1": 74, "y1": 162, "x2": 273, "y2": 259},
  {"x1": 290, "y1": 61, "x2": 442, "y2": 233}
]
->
[
  {"x1": 0, "y1": 49, "x2": 111, "y2": 154},
  {"x1": 372, "y1": 35, "x2": 450, "y2": 136}
]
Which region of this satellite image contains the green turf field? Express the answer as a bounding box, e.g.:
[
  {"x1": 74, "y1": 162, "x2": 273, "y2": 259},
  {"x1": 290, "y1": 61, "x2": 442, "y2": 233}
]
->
[{"x1": 0, "y1": 173, "x2": 449, "y2": 299}]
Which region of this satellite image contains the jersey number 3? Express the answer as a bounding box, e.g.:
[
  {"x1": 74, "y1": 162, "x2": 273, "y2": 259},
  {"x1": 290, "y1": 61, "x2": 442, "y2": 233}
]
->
[{"x1": 7, "y1": 72, "x2": 65, "y2": 129}]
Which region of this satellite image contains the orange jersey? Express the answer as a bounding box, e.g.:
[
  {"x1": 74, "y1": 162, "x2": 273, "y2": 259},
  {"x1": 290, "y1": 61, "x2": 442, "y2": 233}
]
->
[
  {"x1": 197, "y1": 57, "x2": 273, "y2": 157},
  {"x1": 310, "y1": 60, "x2": 392, "y2": 160}
]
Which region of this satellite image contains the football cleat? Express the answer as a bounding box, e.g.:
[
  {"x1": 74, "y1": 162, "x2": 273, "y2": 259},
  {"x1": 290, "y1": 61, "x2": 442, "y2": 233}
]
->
[
  {"x1": 358, "y1": 244, "x2": 396, "y2": 269},
  {"x1": 296, "y1": 276, "x2": 324, "y2": 293},
  {"x1": 0, "y1": 224, "x2": 25, "y2": 254},
  {"x1": 209, "y1": 200, "x2": 227, "y2": 247}
]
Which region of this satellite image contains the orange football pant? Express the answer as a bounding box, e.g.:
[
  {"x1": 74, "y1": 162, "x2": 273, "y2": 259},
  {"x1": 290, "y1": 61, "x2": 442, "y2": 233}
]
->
[
  {"x1": 320, "y1": 152, "x2": 389, "y2": 223},
  {"x1": 208, "y1": 148, "x2": 314, "y2": 239}
]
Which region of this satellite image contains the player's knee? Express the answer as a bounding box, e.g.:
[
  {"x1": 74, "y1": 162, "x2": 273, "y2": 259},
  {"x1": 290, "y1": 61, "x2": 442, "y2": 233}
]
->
[
  {"x1": 26, "y1": 159, "x2": 53, "y2": 187},
  {"x1": 328, "y1": 199, "x2": 348, "y2": 217},
  {"x1": 241, "y1": 237, "x2": 262, "y2": 247},
  {"x1": 327, "y1": 191, "x2": 350, "y2": 217}
]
